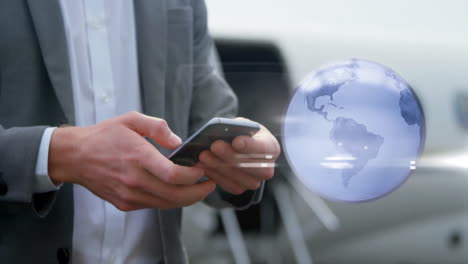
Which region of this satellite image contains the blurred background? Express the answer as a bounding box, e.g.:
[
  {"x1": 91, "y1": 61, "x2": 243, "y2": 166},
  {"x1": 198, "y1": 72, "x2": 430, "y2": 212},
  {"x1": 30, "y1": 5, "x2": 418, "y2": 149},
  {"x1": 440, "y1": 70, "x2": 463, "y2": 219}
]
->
[{"x1": 182, "y1": 1, "x2": 468, "y2": 263}]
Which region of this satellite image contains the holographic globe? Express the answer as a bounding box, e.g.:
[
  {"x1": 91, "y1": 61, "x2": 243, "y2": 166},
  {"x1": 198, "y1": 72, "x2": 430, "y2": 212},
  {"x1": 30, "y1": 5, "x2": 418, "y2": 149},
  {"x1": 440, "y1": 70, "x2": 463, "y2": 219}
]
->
[{"x1": 283, "y1": 59, "x2": 425, "y2": 202}]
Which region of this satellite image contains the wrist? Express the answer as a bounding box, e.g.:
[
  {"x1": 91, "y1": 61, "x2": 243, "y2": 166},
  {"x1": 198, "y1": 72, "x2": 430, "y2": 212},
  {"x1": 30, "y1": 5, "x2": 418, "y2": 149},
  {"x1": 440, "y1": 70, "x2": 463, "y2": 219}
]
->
[{"x1": 48, "y1": 126, "x2": 82, "y2": 184}]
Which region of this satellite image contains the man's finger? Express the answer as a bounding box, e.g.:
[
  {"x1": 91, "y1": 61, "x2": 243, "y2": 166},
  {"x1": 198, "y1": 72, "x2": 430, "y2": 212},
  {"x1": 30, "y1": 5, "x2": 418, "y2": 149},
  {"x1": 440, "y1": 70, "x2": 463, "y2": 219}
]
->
[
  {"x1": 121, "y1": 111, "x2": 182, "y2": 149},
  {"x1": 210, "y1": 140, "x2": 237, "y2": 163},
  {"x1": 233, "y1": 160, "x2": 275, "y2": 181},
  {"x1": 200, "y1": 151, "x2": 261, "y2": 191},
  {"x1": 138, "y1": 170, "x2": 216, "y2": 206},
  {"x1": 232, "y1": 126, "x2": 280, "y2": 158},
  {"x1": 114, "y1": 186, "x2": 179, "y2": 211},
  {"x1": 210, "y1": 140, "x2": 275, "y2": 176},
  {"x1": 203, "y1": 168, "x2": 246, "y2": 195},
  {"x1": 135, "y1": 144, "x2": 205, "y2": 185}
]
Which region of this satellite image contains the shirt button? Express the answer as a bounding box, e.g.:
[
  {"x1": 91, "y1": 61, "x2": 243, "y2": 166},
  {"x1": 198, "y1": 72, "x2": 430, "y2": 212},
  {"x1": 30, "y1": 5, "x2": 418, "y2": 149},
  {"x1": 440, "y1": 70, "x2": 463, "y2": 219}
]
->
[
  {"x1": 100, "y1": 95, "x2": 111, "y2": 103},
  {"x1": 56, "y1": 248, "x2": 70, "y2": 264},
  {"x1": 88, "y1": 19, "x2": 104, "y2": 30},
  {"x1": 0, "y1": 173, "x2": 8, "y2": 196},
  {"x1": 0, "y1": 184, "x2": 7, "y2": 196}
]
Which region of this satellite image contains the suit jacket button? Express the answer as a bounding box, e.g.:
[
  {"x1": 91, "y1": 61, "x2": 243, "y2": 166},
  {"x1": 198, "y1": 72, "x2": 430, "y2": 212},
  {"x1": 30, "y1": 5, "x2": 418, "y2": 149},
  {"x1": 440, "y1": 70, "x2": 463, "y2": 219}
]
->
[
  {"x1": 0, "y1": 173, "x2": 8, "y2": 196},
  {"x1": 57, "y1": 248, "x2": 70, "y2": 264}
]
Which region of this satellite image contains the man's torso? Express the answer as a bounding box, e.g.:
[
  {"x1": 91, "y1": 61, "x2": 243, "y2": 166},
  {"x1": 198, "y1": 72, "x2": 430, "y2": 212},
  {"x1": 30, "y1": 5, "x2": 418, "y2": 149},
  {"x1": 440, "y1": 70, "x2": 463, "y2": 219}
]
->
[{"x1": 0, "y1": 1, "x2": 198, "y2": 263}]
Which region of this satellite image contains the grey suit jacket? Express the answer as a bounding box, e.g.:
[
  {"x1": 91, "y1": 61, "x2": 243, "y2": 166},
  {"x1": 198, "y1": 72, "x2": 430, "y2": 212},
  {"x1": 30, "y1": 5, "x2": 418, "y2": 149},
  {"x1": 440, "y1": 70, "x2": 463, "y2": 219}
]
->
[{"x1": 0, "y1": 0, "x2": 263, "y2": 263}]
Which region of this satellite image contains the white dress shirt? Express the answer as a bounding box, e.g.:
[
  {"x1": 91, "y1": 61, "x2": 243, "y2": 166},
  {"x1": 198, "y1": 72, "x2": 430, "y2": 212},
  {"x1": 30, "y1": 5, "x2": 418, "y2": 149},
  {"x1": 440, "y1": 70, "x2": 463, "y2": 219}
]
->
[{"x1": 34, "y1": 0, "x2": 162, "y2": 263}]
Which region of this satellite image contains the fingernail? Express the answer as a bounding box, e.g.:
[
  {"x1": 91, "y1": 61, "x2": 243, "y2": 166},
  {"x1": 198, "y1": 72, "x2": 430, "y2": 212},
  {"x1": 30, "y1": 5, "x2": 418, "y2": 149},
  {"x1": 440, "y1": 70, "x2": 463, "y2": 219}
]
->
[
  {"x1": 170, "y1": 134, "x2": 182, "y2": 145},
  {"x1": 208, "y1": 181, "x2": 216, "y2": 191},
  {"x1": 198, "y1": 168, "x2": 205, "y2": 178},
  {"x1": 213, "y1": 143, "x2": 224, "y2": 154},
  {"x1": 237, "y1": 139, "x2": 245, "y2": 150},
  {"x1": 199, "y1": 152, "x2": 206, "y2": 163}
]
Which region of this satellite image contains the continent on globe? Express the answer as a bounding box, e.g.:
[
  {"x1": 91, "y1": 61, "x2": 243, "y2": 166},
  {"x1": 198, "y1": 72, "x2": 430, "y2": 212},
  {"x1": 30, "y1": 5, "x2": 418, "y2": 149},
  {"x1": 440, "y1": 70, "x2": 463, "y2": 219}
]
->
[
  {"x1": 304, "y1": 62, "x2": 358, "y2": 121},
  {"x1": 329, "y1": 117, "x2": 385, "y2": 187},
  {"x1": 399, "y1": 88, "x2": 424, "y2": 136},
  {"x1": 305, "y1": 79, "x2": 350, "y2": 120}
]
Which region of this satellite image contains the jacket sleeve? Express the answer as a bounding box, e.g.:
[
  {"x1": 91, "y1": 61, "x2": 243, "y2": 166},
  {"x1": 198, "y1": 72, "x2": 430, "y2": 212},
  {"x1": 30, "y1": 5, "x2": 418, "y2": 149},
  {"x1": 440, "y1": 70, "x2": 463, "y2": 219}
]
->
[
  {"x1": 0, "y1": 125, "x2": 57, "y2": 217},
  {"x1": 189, "y1": 0, "x2": 264, "y2": 210}
]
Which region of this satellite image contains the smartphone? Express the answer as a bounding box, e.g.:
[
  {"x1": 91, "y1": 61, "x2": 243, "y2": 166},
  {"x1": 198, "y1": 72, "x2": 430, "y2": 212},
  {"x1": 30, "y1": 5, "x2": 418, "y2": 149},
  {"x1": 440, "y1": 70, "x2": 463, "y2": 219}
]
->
[{"x1": 168, "y1": 117, "x2": 260, "y2": 166}]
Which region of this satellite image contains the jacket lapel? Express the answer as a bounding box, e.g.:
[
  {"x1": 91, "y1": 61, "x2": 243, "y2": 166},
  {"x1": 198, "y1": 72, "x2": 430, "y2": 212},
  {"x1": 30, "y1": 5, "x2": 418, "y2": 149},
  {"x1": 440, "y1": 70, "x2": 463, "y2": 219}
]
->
[
  {"x1": 158, "y1": 208, "x2": 187, "y2": 263},
  {"x1": 134, "y1": 2, "x2": 186, "y2": 262},
  {"x1": 26, "y1": 0, "x2": 75, "y2": 124},
  {"x1": 26, "y1": 0, "x2": 167, "y2": 124},
  {"x1": 134, "y1": 0, "x2": 168, "y2": 119}
]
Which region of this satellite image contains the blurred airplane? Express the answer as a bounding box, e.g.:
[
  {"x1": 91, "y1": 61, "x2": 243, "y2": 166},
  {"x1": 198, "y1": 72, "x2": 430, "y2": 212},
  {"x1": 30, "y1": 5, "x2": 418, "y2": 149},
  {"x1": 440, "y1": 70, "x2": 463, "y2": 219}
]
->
[{"x1": 182, "y1": 1, "x2": 468, "y2": 263}]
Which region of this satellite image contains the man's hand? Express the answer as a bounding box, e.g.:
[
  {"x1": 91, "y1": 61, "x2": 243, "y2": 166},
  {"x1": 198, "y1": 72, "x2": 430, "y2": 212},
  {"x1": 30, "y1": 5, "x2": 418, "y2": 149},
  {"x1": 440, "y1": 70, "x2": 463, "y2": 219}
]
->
[
  {"x1": 48, "y1": 112, "x2": 215, "y2": 211},
  {"x1": 199, "y1": 118, "x2": 280, "y2": 195}
]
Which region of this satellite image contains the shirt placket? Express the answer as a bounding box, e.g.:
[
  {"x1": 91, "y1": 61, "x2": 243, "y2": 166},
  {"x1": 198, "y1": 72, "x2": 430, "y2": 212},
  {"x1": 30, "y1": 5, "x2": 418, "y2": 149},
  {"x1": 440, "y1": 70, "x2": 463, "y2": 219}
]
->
[
  {"x1": 84, "y1": 0, "x2": 117, "y2": 123},
  {"x1": 83, "y1": 0, "x2": 125, "y2": 263}
]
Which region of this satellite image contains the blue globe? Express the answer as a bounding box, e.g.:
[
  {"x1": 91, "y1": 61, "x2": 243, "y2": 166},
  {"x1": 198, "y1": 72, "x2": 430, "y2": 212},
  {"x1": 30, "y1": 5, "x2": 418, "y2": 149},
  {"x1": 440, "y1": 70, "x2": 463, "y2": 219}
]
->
[{"x1": 283, "y1": 59, "x2": 425, "y2": 202}]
